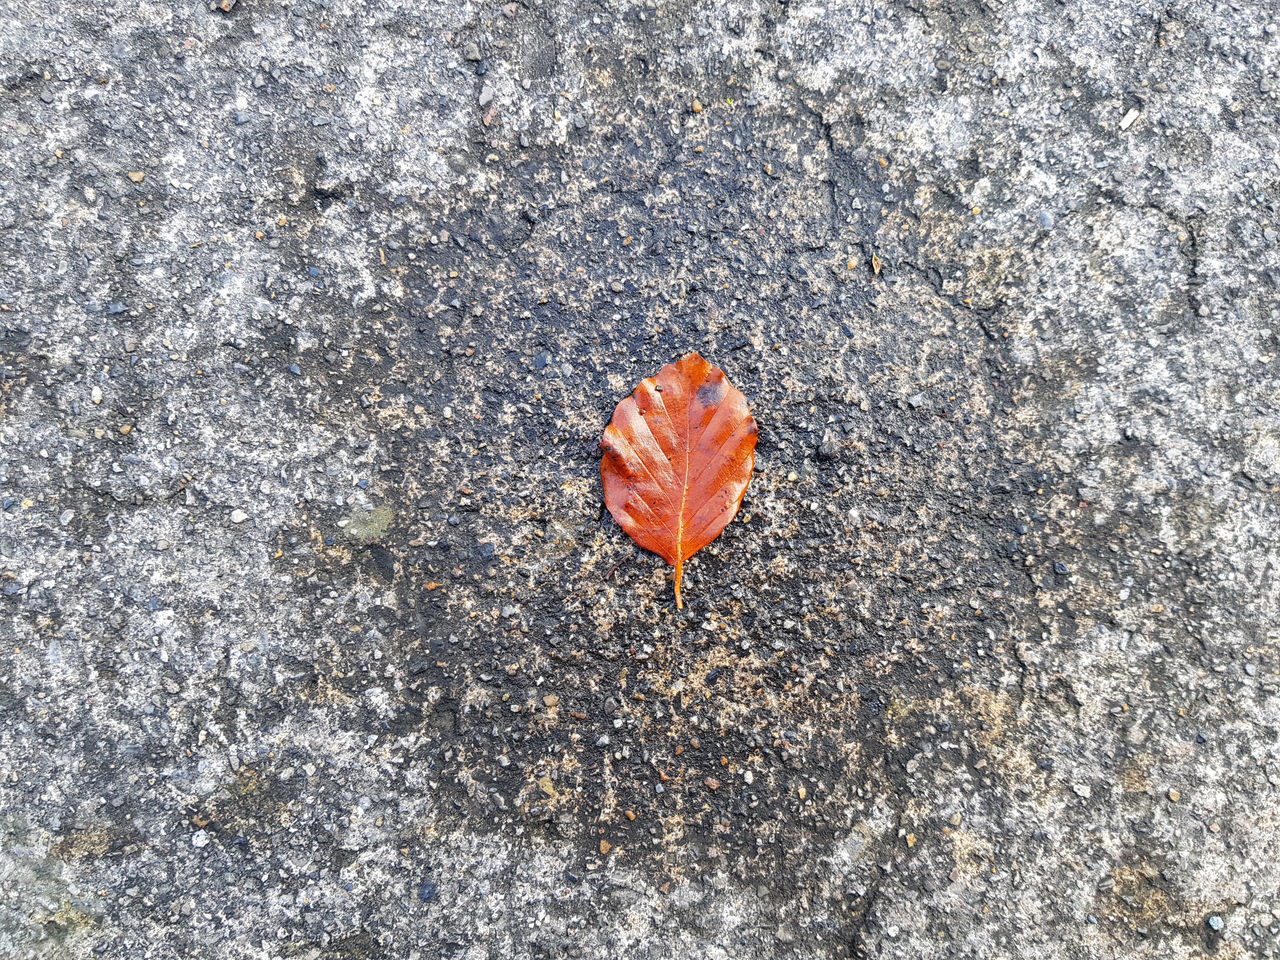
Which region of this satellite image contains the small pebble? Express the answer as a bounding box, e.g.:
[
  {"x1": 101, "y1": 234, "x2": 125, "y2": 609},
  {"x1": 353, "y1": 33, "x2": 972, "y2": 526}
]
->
[
  {"x1": 1168, "y1": 788, "x2": 1181, "y2": 802},
  {"x1": 230, "y1": 509, "x2": 248, "y2": 524},
  {"x1": 1208, "y1": 915, "x2": 1224, "y2": 932}
]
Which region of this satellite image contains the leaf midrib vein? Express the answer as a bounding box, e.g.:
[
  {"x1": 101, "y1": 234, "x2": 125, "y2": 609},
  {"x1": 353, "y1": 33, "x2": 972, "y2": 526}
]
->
[{"x1": 676, "y1": 381, "x2": 692, "y2": 568}]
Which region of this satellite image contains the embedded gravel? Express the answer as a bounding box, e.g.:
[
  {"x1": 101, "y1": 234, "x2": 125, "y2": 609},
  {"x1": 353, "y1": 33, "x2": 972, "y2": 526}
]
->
[{"x1": 2, "y1": 0, "x2": 1279, "y2": 958}]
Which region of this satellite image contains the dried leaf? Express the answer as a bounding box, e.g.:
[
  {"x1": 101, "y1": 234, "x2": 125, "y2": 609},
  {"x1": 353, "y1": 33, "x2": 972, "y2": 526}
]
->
[{"x1": 600, "y1": 352, "x2": 757, "y2": 608}]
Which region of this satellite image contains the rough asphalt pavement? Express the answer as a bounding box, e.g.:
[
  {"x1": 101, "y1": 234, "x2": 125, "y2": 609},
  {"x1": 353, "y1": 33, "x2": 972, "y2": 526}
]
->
[{"x1": 2, "y1": 0, "x2": 1279, "y2": 957}]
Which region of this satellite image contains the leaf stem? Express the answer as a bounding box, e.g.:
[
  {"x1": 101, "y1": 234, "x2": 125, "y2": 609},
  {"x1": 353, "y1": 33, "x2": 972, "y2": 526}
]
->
[{"x1": 674, "y1": 560, "x2": 683, "y2": 609}]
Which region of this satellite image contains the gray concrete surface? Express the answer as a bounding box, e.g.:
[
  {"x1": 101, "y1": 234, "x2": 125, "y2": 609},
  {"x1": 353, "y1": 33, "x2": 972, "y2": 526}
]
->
[{"x1": 2, "y1": 0, "x2": 1279, "y2": 957}]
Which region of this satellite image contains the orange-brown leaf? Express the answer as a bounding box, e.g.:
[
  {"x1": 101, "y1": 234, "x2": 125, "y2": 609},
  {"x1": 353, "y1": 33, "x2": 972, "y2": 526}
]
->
[{"x1": 600, "y1": 352, "x2": 758, "y2": 608}]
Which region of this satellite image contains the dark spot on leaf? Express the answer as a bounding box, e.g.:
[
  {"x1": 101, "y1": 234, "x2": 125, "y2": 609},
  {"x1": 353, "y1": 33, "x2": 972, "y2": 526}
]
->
[{"x1": 696, "y1": 380, "x2": 727, "y2": 406}]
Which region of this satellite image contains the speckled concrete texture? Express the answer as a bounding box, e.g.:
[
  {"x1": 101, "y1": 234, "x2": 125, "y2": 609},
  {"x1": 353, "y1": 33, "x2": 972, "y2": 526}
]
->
[{"x1": 2, "y1": 0, "x2": 1279, "y2": 957}]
